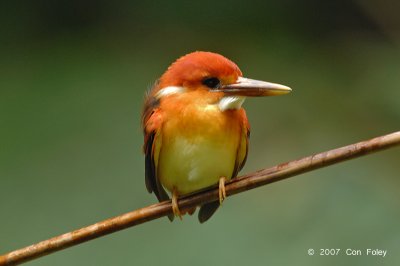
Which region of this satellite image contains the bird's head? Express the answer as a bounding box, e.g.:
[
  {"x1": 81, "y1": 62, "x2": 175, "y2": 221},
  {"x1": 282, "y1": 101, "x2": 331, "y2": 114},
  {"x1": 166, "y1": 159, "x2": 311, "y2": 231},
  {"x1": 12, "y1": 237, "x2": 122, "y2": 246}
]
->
[{"x1": 153, "y1": 51, "x2": 291, "y2": 111}]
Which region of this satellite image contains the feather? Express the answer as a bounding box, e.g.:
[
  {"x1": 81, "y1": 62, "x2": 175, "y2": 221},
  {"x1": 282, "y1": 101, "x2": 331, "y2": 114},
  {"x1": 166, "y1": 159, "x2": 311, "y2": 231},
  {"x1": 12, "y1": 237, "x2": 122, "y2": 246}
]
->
[{"x1": 143, "y1": 91, "x2": 175, "y2": 221}]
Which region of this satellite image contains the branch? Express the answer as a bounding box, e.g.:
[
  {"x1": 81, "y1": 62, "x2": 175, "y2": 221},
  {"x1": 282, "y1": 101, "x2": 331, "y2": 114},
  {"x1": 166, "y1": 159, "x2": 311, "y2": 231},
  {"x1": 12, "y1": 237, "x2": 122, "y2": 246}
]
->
[{"x1": 1, "y1": 131, "x2": 399, "y2": 265}]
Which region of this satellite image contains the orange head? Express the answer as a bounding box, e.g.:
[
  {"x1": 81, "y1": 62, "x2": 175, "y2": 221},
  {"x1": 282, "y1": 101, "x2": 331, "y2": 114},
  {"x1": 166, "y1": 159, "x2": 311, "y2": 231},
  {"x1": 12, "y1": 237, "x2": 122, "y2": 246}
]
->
[
  {"x1": 154, "y1": 51, "x2": 291, "y2": 98},
  {"x1": 158, "y1": 51, "x2": 242, "y2": 90},
  {"x1": 142, "y1": 51, "x2": 291, "y2": 128}
]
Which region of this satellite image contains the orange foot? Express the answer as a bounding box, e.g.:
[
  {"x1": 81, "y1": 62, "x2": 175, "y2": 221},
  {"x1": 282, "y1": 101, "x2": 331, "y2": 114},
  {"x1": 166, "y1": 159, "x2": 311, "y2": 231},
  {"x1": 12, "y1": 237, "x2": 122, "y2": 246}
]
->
[
  {"x1": 219, "y1": 176, "x2": 227, "y2": 205},
  {"x1": 172, "y1": 188, "x2": 182, "y2": 220}
]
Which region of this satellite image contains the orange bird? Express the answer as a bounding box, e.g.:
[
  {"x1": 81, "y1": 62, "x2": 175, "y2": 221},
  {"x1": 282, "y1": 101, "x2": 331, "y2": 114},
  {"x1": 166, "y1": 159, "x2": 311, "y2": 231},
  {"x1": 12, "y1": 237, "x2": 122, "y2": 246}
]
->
[{"x1": 142, "y1": 51, "x2": 291, "y2": 223}]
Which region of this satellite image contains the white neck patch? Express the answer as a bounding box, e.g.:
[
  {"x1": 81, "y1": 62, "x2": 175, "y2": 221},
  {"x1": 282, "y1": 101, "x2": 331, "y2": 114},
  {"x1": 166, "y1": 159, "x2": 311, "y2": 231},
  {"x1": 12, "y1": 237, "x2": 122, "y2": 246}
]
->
[
  {"x1": 218, "y1": 96, "x2": 246, "y2": 111},
  {"x1": 155, "y1": 86, "x2": 186, "y2": 99}
]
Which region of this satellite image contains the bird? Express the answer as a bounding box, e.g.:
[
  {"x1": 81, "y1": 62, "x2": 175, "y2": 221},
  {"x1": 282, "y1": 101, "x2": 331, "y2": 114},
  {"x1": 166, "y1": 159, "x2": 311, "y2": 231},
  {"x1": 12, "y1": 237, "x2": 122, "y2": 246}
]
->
[{"x1": 141, "y1": 51, "x2": 291, "y2": 223}]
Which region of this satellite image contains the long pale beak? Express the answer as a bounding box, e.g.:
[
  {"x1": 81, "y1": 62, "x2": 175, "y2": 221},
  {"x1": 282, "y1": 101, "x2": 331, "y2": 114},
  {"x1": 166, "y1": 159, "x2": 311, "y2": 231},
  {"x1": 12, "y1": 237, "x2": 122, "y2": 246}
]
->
[{"x1": 219, "y1": 77, "x2": 291, "y2": 97}]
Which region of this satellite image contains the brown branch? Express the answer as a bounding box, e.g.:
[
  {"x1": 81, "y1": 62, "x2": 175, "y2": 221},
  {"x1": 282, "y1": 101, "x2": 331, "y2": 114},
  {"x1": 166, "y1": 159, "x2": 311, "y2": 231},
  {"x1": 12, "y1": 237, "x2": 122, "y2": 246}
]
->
[{"x1": 1, "y1": 131, "x2": 399, "y2": 265}]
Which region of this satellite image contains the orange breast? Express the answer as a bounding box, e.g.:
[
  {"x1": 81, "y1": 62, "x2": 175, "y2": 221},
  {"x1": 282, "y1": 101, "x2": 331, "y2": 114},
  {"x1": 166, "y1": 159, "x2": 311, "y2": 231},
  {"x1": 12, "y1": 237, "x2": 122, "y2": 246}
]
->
[{"x1": 156, "y1": 90, "x2": 244, "y2": 195}]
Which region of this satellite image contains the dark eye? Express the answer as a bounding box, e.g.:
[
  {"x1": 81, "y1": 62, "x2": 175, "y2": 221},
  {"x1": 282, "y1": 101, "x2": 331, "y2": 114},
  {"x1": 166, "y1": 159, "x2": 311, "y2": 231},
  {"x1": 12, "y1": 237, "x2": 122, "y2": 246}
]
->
[{"x1": 202, "y1": 77, "x2": 221, "y2": 89}]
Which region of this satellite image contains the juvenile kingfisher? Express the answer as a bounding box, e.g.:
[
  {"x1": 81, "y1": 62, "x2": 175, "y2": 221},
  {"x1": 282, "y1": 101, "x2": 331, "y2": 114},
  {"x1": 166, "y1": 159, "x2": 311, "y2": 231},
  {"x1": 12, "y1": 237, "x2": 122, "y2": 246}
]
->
[{"x1": 142, "y1": 51, "x2": 291, "y2": 223}]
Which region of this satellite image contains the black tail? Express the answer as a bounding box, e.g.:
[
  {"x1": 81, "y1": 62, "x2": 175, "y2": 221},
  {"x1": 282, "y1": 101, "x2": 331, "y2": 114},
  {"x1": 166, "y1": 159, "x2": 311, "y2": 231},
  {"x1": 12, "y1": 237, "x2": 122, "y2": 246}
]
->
[{"x1": 198, "y1": 201, "x2": 220, "y2": 223}]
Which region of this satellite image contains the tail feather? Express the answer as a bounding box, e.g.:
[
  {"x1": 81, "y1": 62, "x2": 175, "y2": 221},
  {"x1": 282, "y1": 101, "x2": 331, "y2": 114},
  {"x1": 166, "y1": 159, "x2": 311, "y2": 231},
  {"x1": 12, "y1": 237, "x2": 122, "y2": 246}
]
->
[{"x1": 198, "y1": 201, "x2": 220, "y2": 223}]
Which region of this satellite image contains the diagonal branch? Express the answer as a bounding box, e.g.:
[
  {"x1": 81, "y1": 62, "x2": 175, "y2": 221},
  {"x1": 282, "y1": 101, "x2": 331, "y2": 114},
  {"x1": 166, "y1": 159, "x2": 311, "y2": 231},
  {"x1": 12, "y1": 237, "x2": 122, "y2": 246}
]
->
[{"x1": 1, "y1": 131, "x2": 399, "y2": 266}]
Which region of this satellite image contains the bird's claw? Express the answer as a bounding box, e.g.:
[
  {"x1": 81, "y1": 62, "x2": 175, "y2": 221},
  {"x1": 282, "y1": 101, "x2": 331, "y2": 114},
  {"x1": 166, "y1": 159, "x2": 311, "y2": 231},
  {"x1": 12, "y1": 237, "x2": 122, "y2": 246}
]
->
[
  {"x1": 172, "y1": 188, "x2": 182, "y2": 220},
  {"x1": 219, "y1": 176, "x2": 227, "y2": 205}
]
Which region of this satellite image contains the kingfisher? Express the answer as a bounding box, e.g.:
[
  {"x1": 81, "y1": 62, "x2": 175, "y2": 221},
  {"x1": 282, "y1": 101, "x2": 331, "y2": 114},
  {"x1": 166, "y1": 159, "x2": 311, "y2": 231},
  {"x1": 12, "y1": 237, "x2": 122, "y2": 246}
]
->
[{"x1": 142, "y1": 51, "x2": 291, "y2": 223}]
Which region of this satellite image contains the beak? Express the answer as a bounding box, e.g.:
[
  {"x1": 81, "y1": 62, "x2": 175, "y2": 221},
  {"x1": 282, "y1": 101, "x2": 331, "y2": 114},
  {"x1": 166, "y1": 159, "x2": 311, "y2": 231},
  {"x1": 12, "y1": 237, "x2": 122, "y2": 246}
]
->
[{"x1": 219, "y1": 77, "x2": 292, "y2": 97}]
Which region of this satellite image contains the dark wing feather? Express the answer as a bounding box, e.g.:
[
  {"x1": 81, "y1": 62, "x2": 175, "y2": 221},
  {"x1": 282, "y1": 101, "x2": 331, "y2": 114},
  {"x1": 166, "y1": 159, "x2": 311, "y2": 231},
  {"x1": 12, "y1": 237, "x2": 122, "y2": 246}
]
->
[
  {"x1": 142, "y1": 85, "x2": 174, "y2": 221},
  {"x1": 144, "y1": 129, "x2": 174, "y2": 221},
  {"x1": 144, "y1": 131, "x2": 156, "y2": 193}
]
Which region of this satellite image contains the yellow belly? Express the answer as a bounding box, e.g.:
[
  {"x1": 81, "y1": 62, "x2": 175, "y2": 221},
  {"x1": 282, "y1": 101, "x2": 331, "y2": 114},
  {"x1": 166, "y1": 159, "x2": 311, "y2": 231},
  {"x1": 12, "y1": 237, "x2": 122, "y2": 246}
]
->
[
  {"x1": 157, "y1": 105, "x2": 241, "y2": 195},
  {"x1": 158, "y1": 133, "x2": 238, "y2": 195}
]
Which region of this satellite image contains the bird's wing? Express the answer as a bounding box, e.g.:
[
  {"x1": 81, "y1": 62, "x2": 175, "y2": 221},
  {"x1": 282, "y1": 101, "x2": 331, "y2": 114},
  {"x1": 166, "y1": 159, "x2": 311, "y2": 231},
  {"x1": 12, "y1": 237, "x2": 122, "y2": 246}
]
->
[
  {"x1": 143, "y1": 108, "x2": 170, "y2": 202},
  {"x1": 232, "y1": 108, "x2": 250, "y2": 178},
  {"x1": 198, "y1": 109, "x2": 250, "y2": 223},
  {"x1": 142, "y1": 93, "x2": 176, "y2": 223}
]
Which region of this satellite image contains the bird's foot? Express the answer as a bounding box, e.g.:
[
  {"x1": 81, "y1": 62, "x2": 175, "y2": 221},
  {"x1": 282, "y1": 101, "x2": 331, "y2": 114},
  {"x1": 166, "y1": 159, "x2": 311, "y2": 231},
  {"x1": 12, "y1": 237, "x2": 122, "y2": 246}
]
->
[
  {"x1": 172, "y1": 188, "x2": 182, "y2": 220},
  {"x1": 219, "y1": 176, "x2": 227, "y2": 205}
]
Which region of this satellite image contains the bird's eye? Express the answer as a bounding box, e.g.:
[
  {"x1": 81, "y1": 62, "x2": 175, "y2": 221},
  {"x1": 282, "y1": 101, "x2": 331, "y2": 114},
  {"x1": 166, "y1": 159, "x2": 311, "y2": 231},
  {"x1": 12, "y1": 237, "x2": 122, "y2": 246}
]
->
[{"x1": 202, "y1": 77, "x2": 221, "y2": 89}]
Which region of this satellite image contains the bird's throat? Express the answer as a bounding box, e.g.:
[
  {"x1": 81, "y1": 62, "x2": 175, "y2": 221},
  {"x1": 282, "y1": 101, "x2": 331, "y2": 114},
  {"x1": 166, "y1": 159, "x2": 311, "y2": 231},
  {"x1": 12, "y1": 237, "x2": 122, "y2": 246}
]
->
[{"x1": 218, "y1": 96, "x2": 246, "y2": 111}]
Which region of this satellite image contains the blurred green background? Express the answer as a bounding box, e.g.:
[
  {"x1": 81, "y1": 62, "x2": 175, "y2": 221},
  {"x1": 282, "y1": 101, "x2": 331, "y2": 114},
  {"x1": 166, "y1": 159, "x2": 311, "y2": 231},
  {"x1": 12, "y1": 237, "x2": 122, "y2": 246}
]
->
[{"x1": 1, "y1": 1, "x2": 399, "y2": 265}]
